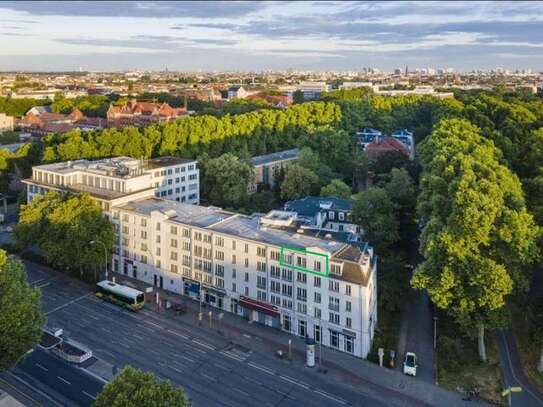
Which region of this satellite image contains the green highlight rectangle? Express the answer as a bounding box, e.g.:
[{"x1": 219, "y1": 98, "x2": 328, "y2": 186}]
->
[{"x1": 279, "y1": 246, "x2": 329, "y2": 277}]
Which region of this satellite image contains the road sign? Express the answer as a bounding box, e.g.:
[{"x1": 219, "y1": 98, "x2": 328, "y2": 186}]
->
[{"x1": 511, "y1": 387, "x2": 522, "y2": 393}]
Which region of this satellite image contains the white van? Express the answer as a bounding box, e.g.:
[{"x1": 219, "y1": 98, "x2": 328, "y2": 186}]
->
[{"x1": 403, "y1": 352, "x2": 418, "y2": 376}]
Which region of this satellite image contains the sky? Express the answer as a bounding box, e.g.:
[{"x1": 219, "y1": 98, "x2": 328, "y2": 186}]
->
[{"x1": 0, "y1": 1, "x2": 542, "y2": 72}]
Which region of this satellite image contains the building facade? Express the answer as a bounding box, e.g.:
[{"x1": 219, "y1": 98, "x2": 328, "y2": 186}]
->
[
  {"x1": 110, "y1": 200, "x2": 377, "y2": 358},
  {"x1": 24, "y1": 156, "x2": 199, "y2": 211},
  {"x1": 249, "y1": 148, "x2": 299, "y2": 193},
  {"x1": 0, "y1": 113, "x2": 15, "y2": 133}
]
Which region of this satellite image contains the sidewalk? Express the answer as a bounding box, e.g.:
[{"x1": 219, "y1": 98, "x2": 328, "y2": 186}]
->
[{"x1": 114, "y1": 272, "x2": 487, "y2": 407}]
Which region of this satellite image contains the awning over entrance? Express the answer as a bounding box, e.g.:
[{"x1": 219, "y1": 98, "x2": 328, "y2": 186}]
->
[
  {"x1": 239, "y1": 296, "x2": 280, "y2": 317},
  {"x1": 202, "y1": 285, "x2": 226, "y2": 297}
]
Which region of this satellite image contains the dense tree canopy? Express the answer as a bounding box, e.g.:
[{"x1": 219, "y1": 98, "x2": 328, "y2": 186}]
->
[
  {"x1": 412, "y1": 118, "x2": 540, "y2": 360},
  {"x1": 0, "y1": 250, "x2": 45, "y2": 370},
  {"x1": 280, "y1": 164, "x2": 319, "y2": 201},
  {"x1": 320, "y1": 179, "x2": 352, "y2": 199},
  {"x1": 16, "y1": 192, "x2": 115, "y2": 279},
  {"x1": 95, "y1": 366, "x2": 190, "y2": 407}
]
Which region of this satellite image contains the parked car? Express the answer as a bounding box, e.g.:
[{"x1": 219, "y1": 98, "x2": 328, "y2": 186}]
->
[{"x1": 403, "y1": 352, "x2": 418, "y2": 376}]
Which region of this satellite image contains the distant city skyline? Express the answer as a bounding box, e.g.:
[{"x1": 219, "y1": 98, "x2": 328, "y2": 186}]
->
[{"x1": 0, "y1": 1, "x2": 542, "y2": 72}]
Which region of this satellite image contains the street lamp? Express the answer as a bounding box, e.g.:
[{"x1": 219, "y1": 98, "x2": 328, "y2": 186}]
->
[{"x1": 90, "y1": 240, "x2": 108, "y2": 281}]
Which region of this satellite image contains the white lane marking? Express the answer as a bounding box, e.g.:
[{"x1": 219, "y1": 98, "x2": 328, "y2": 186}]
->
[
  {"x1": 248, "y1": 362, "x2": 275, "y2": 375},
  {"x1": 243, "y1": 376, "x2": 262, "y2": 386},
  {"x1": 167, "y1": 329, "x2": 189, "y2": 340},
  {"x1": 170, "y1": 366, "x2": 183, "y2": 374},
  {"x1": 88, "y1": 314, "x2": 100, "y2": 320},
  {"x1": 500, "y1": 330, "x2": 543, "y2": 404},
  {"x1": 35, "y1": 363, "x2": 48, "y2": 372},
  {"x1": 57, "y1": 376, "x2": 71, "y2": 385},
  {"x1": 45, "y1": 293, "x2": 93, "y2": 315},
  {"x1": 35, "y1": 282, "x2": 51, "y2": 289},
  {"x1": 220, "y1": 351, "x2": 244, "y2": 362},
  {"x1": 279, "y1": 375, "x2": 298, "y2": 385},
  {"x1": 296, "y1": 381, "x2": 310, "y2": 389},
  {"x1": 132, "y1": 334, "x2": 144, "y2": 340},
  {"x1": 191, "y1": 339, "x2": 215, "y2": 350},
  {"x1": 233, "y1": 387, "x2": 249, "y2": 396},
  {"x1": 177, "y1": 354, "x2": 196, "y2": 363},
  {"x1": 314, "y1": 390, "x2": 346, "y2": 405},
  {"x1": 192, "y1": 347, "x2": 206, "y2": 354},
  {"x1": 143, "y1": 320, "x2": 163, "y2": 329},
  {"x1": 200, "y1": 372, "x2": 217, "y2": 382},
  {"x1": 82, "y1": 391, "x2": 97, "y2": 400}
]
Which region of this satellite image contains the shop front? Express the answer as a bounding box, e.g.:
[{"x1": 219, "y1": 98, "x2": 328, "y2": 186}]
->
[
  {"x1": 183, "y1": 278, "x2": 200, "y2": 300},
  {"x1": 238, "y1": 296, "x2": 280, "y2": 328},
  {"x1": 202, "y1": 285, "x2": 226, "y2": 310}
]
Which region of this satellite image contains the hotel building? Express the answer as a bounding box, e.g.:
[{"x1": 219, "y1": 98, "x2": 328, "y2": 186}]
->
[{"x1": 110, "y1": 200, "x2": 377, "y2": 358}]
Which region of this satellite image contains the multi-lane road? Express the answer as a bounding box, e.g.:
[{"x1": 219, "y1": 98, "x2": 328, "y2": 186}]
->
[{"x1": 20, "y1": 262, "x2": 402, "y2": 407}]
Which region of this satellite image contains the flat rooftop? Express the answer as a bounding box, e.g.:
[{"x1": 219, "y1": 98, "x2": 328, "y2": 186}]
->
[
  {"x1": 251, "y1": 148, "x2": 299, "y2": 167},
  {"x1": 145, "y1": 156, "x2": 196, "y2": 169},
  {"x1": 118, "y1": 198, "x2": 235, "y2": 228}
]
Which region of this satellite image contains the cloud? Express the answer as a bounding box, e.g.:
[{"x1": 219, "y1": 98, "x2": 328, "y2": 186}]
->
[{"x1": 0, "y1": 1, "x2": 268, "y2": 18}]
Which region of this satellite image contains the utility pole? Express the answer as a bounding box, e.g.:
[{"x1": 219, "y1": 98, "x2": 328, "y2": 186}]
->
[{"x1": 433, "y1": 316, "x2": 438, "y2": 350}]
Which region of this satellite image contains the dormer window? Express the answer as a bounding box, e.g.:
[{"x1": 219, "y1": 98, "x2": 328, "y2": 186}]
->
[
  {"x1": 338, "y1": 212, "x2": 345, "y2": 221},
  {"x1": 329, "y1": 211, "x2": 335, "y2": 220},
  {"x1": 330, "y1": 263, "x2": 342, "y2": 275}
]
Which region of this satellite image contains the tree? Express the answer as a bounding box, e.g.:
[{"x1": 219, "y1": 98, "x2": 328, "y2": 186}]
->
[
  {"x1": 16, "y1": 192, "x2": 115, "y2": 280},
  {"x1": 382, "y1": 168, "x2": 416, "y2": 212},
  {"x1": 0, "y1": 250, "x2": 45, "y2": 370},
  {"x1": 280, "y1": 164, "x2": 319, "y2": 201},
  {"x1": 296, "y1": 147, "x2": 320, "y2": 172},
  {"x1": 202, "y1": 153, "x2": 253, "y2": 209},
  {"x1": 95, "y1": 366, "x2": 190, "y2": 407},
  {"x1": 320, "y1": 179, "x2": 351, "y2": 199},
  {"x1": 413, "y1": 118, "x2": 540, "y2": 361},
  {"x1": 352, "y1": 187, "x2": 399, "y2": 250},
  {"x1": 292, "y1": 90, "x2": 305, "y2": 104}
]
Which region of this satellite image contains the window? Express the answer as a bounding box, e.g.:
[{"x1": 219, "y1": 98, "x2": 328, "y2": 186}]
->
[
  {"x1": 296, "y1": 287, "x2": 307, "y2": 302},
  {"x1": 329, "y1": 312, "x2": 340, "y2": 325},
  {"x1": 141, "y1": 230, "x2": 147, "y2": 239},
  {"x1": 314, "y1": 261, "x2": 321, "y2": 272},
  {"x1": 244, "y1": 243, "x2": 249, "y2": 253},
  {"x1": 204, "y1": 234, "x2": 212, "y2": 244},
  {"x1": 244, "y1": 258, "x2": 249, "y2": 268},
  {"x1": 183, "y1": 228, "x2": 190, "y2": 238},
  {"x1": 156, "y1": 235, "x2": 161, "y2": 244},
  {"x1": 271, "y1": 281, "x2": 281, "y2": 294},
  {"x1": 244, "y1": 287, "x2": 249, "y2": 296},
  {"x1": 245, "y1": 272, "x2": 249, "y2": 282},
  {"x1": 231, "y1": 240, "x2": 236, "y2": 250},
  {"x1": 270, "y1": 294, "x2": 280, "y2": 306},
  {"x1": 314, "y1": 307, "x2": 321, "y2": 319},
  {"x1": 329, "y1": 280, "x2": 339, "y2": 292},
  {"x1": 215, "y1": 264, "x2": 224, "y2": 277},
  {"x1": 122, "y1": 214, "x2": 129, "y2": 222},
  {"x1": 296, "y1": 272, "x2": 307, "y2": 284},
  {"x1": 156, "y1": 222, "x2": 161, "y2": 231},
  {"x1": 257, "y1": 291, "x2": 266, "y2": 301},
  {"x1": 346, "y1": 301, "x2": 352, "y2": 312},
  {"x1": 282, "y1": 299, "x2": 293, "y2": 310},
  {"x1": 215, "y1": 278, "x2": 224, "y2": 289},
  {"x1": 283, "y1": 315, "x2": 291, "y2": 332},
  {"x1": 232, "y1": 254, "x2": 236, "y2": 264},
  {"x1": 170, "y1": 226, "x2": 177, "y2": 235},
  {"x1": 314, "y1": 292, "x2": 321, "y2": 304},
  {"x1": 281, "y1": 269, "x2": 293, "y2": 282},
  {"x1": 297, "y1": 302, "x2": 307, "y2": 314},
  {"x1": 314, "y1": 276, "x2": 321, "y2": 287},
  {"x1": 329, "y1": 297, "x2": 340, "y2": 312},
  {"x1": 330, "y1": 331, "x2": 339, "y2": 348},
  {"x1": 232, "y1": 283, "x2": 236, "y2": 292},
  {"x1": 282, "y1": 284, "x2": 293, "y2": 297},
  {"x1": 346, "y1": 317, "x2": 352, "y2": 328},
  {"x1": 330, "y1": 263, "x2": 341, "y2": 275},
  {"x1": 182, "y1": 241, "x2": 190, "y2": 251},
  {"x1": 270, "y1": 265, "x2": 280, "y2": 279},
  {"x1": 215, "y1": 250, "x2": 224, "y2": 261},
  {"x1": 257, "y1": 247, "x2": 266, "y2": 257},
  {"x1": 257, "y1": 276, "x2": 266, "y2": 289},
  {"x1": 170, "y1": 239, "x2": 177, "y2": 248},
  {"x1": 140, "y1": 218, "x2": 147, "y2": 227},
  {"x1": 156, "y1": 247, "x2": 161, "y2": 256},
  {"x1": 344, "y1": 336, "x2": 353, "y2": 353},
  {"x1": 171, "y1": 264, "x2": 178, "y2": 273},
  {"x1": 182, "y1": 255, "x2": 191, "y2": 267},
  {"x1": 257, "y1": 261, "x2": 266, "y2": 272},
  {"x1": 296, "y1": 256, "x2": 307, "y2": 268},
  {"x1": 232, "y1": 269, "x2": 236, "y2": 278},
  {"x1": 345, "y1": 284, "x2": 352, "y2": 296},
  {"x1": 338, "y1": 212, "x2": 345, "y2": 221},
  {"x1": 140, "y1": 255, "x2": 147, "y2": 264},
  {"x1": 270, "y1": 250, "x2": 280, "y2": 261},
  {"x1": 170, "y1": 252, "x2": 178, "y2": 261},
  {"x1": 215, "y1": 236, "x2": 224, "y2": 247},
  {"x1": 205, "y1": 274, "x2": 213, "y2": 285},
  {"x1": 328, "y1": 211, "x2": 335, "y2": 220},
  {"x1": 194, "y1": 231, "x2": 202, "y2": 241}
]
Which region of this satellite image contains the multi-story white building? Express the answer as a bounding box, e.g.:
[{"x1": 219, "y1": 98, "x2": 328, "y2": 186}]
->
[
  {"x1": 23, "y1": 156, "x2": 199, "y2": 212},
  {"x1": 110, "y1": 199, "x2": 378, "y2": 358}
]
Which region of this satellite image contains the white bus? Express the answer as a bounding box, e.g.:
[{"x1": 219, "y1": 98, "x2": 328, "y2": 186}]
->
[{"x1": 96, "y1": 280, "x2": 145, "y2": 311}]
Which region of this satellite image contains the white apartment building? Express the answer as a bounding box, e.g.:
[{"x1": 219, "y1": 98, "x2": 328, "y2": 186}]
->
[
  {"x1": 23, "y1": 156, "x2": 199, "y2": 212},
  {"x1": 110, "y1": 200, "x2": 378, "y2": 358},
  {"x1": 297, "y1": 82, "x2": 330, "y2": 100}
]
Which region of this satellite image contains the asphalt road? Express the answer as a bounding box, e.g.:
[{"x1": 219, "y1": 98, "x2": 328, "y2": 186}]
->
[
  {"x1": 24, "y1": 263, "x2": 400, "y2": 407},
  {"x1": 397, "y1": 290, "x2": 435, "y2": 383},
  {"x1": 495, "y1": 330, "x2": 543, "y2": 407},
  {"x1": 16, "y1": 348, "x2": 103, "y2": 407}
]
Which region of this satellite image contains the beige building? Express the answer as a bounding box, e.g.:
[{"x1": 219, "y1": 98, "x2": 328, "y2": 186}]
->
[
  {"x1": 111, "y1": 200, "x2": 377, "y2": 358},
  {"x1": 24, "y1": 156, "x2": 199, "y2": 213},
  {"x1": 0, "y1": 113, "x2": 14, "y2": 133},
  {"x1": 249, "y1": 148, "x2": 299, "y2": 193}
]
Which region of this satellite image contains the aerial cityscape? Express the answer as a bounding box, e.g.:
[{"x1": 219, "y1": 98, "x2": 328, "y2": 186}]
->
[{"x1": 0, "y1": 1, "x2": 542, "y2": 407}]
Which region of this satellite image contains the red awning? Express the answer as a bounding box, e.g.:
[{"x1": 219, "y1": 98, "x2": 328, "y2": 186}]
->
[{"x1": 239, "y1": 296, "x2": 279, "y2": 317}]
